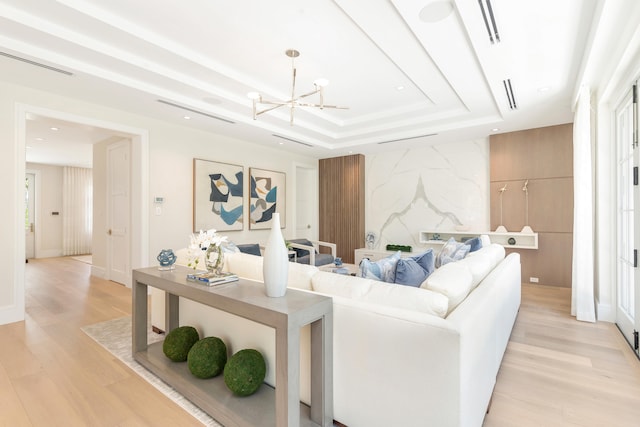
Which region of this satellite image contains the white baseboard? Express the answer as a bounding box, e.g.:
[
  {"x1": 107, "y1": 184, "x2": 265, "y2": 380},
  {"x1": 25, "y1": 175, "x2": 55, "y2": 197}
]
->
[
  {"x1": 0, "y1": 304, "x2": 25, "y2": 325},
  {"x1": 91, "y1": 265, "x2": 106, "y2": 279},
  {"x1": 596, "y1": 300, "x2": 615, "y2": 323},
  {"x1": 35, "y1": 249, "x2": 64, "y2": 258}
]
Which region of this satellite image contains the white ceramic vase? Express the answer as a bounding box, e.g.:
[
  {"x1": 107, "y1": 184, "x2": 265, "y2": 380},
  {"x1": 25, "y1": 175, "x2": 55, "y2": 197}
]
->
[{"x1": 263, "y1": 213, "x2": 289, "y2": 297}]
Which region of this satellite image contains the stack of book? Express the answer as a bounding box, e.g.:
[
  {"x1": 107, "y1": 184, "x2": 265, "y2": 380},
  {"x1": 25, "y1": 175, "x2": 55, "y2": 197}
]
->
[{"x1": 186, "y1": 271, "x2": 239, "y2": 286}]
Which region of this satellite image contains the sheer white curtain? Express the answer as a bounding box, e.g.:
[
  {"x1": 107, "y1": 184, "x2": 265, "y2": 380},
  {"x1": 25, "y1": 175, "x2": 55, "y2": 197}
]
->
[
  {"x1": 63, "y1": 166, "x2": 93, "y2": 256},
  {"x1": 571, "y1": 86, "x2": 596, "y2": 322}
]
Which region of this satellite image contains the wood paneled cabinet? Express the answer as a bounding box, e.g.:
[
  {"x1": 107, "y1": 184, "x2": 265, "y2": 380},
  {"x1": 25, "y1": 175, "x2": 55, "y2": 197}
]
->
[{"x1": 319, "y1": 155, "x2": 365, "y2": 264}]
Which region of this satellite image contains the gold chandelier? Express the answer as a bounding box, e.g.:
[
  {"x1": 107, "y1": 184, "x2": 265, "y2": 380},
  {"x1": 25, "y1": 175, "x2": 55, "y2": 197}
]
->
[{"x1": 247, "y1": 49, "x2": 348, "y2": 126}]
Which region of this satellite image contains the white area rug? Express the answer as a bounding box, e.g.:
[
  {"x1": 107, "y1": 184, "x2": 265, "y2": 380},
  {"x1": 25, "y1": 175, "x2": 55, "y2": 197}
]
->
[{"x1": 81, "y1": 317, "x2": 222, "y2": 426}]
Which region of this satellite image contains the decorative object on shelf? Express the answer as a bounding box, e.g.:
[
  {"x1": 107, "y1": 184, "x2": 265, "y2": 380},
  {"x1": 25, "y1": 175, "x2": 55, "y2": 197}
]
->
[
  {"x1": 432, "y1": 233, "x2": 441, "y2": 240},
  {"x1": 205, "y1": 243, "x2": 224, "y2": 275},
  {"x1": 508, "y1": 237, "x2": 516, "y2": 245},
  {"x1": 263, "y1": 212, "x2": 289, "y2": 297},
  {"x1": 186, "y1": 271, "x2": 239, "y2": 286},
  {"x1": 224, "y1": 349, "x2": 267, "y2": 397},
  {"x1": 334, "y1": 257, "x2": 343, "y2": 267},
  {"x1": 386, "y1": 244, "x2": 413, "y2": 252},
  {"x1": 187, "y1": 337, "x2": 228, "y2": 379},
  {"x1": 163, "y1": 326, "x2": 200, "y2": 362},
  {"x1": 521, "y1": 179, "x2": 534, "y2": 233},
  {"x1": 157, "y1": 248, "x2": 177, "y2": 270},
  {"x1": 365, "y1": 231, "x2": 377, "y2": 249},
  {"x1": 193, "y1": 159, "x2": 244, "y2": 232},
  {"x1": 247, "y1": 49, "x2": 348, "y2": 126},
  {"x1": 249, "y1": 167, "x2": 286, "y2": 230},
  {"x1": 187, "y1": 229, "x2": 228, "y2": 273},
  {"x1": 496, "y1": 183, "x2": 508, "y2": 232}
]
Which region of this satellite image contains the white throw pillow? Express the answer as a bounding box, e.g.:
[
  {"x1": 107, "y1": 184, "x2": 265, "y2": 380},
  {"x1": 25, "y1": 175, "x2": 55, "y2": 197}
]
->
[{"x1": 421, "y1": 261, "x2": 473, "y2": 314}]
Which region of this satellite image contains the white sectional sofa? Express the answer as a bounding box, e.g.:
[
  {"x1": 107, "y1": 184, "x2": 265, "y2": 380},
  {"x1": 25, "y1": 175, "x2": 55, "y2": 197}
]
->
[{"x1": 150, "y1": 243, "x2": 521, "y2": 427}]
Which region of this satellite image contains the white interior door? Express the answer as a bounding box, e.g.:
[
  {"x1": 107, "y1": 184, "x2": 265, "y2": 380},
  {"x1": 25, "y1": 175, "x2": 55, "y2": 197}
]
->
[
  {"x1": 295, "y1": 166, "x2": 317, "y2": 240},
  {"x1": 616, "y1": 84, "x2": 639, "y2": 356},
  {"x1": 25, "y1": 173, "x2": 35, "y2": 260},
  {"x1": 107, "y1": 140, "x2": 131, "y2": 286}
]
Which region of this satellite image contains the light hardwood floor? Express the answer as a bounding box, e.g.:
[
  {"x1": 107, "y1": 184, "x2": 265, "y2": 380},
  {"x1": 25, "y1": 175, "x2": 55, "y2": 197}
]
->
[{"x1": 2, "y1": 257, "x2": 640, "y2": 426}]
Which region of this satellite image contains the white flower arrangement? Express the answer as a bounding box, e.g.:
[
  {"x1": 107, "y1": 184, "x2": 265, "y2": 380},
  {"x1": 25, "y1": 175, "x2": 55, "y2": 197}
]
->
[{"x1": 187, "y1": 229, "x2": 228, "y2": 270}]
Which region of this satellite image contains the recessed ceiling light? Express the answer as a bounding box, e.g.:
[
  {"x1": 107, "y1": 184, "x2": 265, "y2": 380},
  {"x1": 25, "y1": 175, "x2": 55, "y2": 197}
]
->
[
  {"x1": 26, "y1": 145, "x2": 33, "y2": 149},
  {"x1": 50, "y1": 126, "x2": 59, "y2": 131},
  {"x1": 279, "y1": 142, "x2": 284, "y2": 145},
  {"x1": 183, "y1": 115, "x2": 191, "y2": 120},
  {"x1": 35, "y1": 137, "x2": 44, "y2": 141},
  {"x1": 396, "y1": 85, "x2": 405, "y2": 91},
  {"x1": 492, "y1": 128, "x2": 500, "y2": 132},
  {"x1": 538, "y1": 86, "x2": 550, "y2": 92},
  {"x1": 419, "y1": 0, "x2": 454, "y2": 23}
]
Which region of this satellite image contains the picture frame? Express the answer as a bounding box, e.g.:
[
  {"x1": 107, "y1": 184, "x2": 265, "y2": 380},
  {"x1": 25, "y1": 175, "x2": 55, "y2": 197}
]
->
[
  {"x1": 249, "y1": 167, "x2": 286, "y2": 229},
  {"x1": 193, "y1": 158, "x2": 244, "y2": 232}
]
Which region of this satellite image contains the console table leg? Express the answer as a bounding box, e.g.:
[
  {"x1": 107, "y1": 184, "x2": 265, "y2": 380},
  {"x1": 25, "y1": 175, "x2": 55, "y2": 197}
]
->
[
  {"x1": 311, "y1": 315, "x2": 333, "y2": 426},
  {"x1": 132, "y1": 279, "x2": 147, "y2": 354}
]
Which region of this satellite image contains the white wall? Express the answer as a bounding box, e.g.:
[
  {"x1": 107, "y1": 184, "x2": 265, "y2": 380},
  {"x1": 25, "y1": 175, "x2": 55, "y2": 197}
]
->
[
  {"x1": 365, "y1": 138, "x2": 490, "y2": 251},
  {"x1": 0, "y1": 80, "x2": 317, "y2": 324}
]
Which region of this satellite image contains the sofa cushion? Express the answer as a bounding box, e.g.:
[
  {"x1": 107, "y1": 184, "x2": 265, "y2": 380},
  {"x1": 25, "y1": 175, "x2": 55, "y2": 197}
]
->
[
  {"x1": 312, "y1": 271, "x2": 448, "y2": 318},
  {"x1": 436, "y1": 238, "x2": 471, "y2": 268},
  {"x1": 359, "y1": 251, "x2": 401, "y2": 283},
  {"x1": 394, "y1": 250, "x2": 435, "y2": 287},
  {"x1": 286, "y1": 261, "x2": 318, "y2": 290},
  {"x1": 225, "y1": 252, "x2": 264, "y2": 281},
  {"x1": 467, "y1": 243, "x2": 505, "y2": 269},
  {"x1": 421, "y1": 261, "x2": 473, "y2": 314},
  {"x1": 456, "y1": 252, "x2": 492, "y2": 289}
]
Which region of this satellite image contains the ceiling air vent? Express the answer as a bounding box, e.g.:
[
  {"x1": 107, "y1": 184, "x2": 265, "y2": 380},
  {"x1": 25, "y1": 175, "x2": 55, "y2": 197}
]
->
[
  {"x1": 0, "y1": 51, "x2": 73, "y2": 76},
  {"x1": 377, "y1": 133, "x2": 438, "y2": 145},
  {"x1": 272, "y1": 134, "x2": 313, "y2": 147},
  {"x1": 502, "y1": 79, "x2": 517, "y2": 110},
  {"x1": 157, "y1": 100, "x2": 234, "y2": 124},
  {"x1": 478, "y1": 0, "x2": 500, "y2": 44}
]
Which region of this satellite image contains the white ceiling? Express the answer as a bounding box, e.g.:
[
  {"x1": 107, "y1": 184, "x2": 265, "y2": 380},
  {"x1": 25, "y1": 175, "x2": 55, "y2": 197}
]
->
[{"x1": 0, "y1": 0, "x2": 601, "y2": 165}]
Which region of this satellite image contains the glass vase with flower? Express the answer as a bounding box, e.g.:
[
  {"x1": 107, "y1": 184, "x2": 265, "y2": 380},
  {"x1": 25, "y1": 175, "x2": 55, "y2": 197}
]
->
[{"x1": 187, "y1": 229, "x2": 228, "y2": 276}]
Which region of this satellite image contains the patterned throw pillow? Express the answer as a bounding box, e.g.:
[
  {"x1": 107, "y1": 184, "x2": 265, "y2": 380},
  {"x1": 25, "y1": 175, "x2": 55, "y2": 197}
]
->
[
  {"x1": 436, "y1": 238, "x2": 471, "y2": 268},
  {"x1": 359, "y1": 251, "x2": 401, "y2": 283}
]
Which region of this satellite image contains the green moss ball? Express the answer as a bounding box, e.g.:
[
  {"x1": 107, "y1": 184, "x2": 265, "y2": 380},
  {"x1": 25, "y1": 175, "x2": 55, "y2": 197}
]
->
[
  {"x1": 162, "y1": 326, "x2": 199, "y2": 362},
  {"x1": 223, "y1": 349, "x2": 267, "y2": 396},
  {"x1": 187, "y1": 337, "x2": 228, "y2": 379}
]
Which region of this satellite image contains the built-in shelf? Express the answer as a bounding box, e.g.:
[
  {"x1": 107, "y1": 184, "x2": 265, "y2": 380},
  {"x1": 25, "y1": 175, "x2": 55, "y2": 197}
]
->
[{"x1": 419, "y1": 230, "x2": 538, "y2": 250}]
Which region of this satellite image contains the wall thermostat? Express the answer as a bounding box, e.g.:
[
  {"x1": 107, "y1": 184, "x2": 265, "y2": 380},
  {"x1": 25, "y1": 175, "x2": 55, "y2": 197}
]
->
[{"x1": 154, "y1": 196, "x2": 164, "y2": 204}]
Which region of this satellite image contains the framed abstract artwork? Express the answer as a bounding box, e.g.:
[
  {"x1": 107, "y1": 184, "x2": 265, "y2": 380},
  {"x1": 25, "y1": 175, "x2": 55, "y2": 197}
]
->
[
  {"x1": 249, "y1": 167, "x2": 286, "y2": 229},
  {"x1": 193, "y1": 158, "x2": 244, "y2": 232}
]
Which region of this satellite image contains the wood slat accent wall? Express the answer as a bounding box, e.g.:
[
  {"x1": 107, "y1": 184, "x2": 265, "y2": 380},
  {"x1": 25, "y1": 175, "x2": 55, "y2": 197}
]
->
[
  {"x1": 490, "y1": 123, "x2": 574, "y2": 287},
  {"x1": 318, "y1": 154, "x2": 365, "y2": 264}
]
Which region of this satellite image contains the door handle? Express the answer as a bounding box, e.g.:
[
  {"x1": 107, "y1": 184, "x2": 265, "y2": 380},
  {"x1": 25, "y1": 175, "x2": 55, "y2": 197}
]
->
[
  {"x1": 307, "y1": 224, "x2": 311, "y2": 229},
  {"x1": 108, "y1": 229, "x2": 112, "y2": 236},
  {"x1": 30, "y1": 223, "x2": 34, "y2": 233}
]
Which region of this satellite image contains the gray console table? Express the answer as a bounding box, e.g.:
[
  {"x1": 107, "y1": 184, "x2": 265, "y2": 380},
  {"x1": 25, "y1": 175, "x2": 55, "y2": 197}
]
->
[{"x1": 132, "y1": 266, "x2": 333, "y2": 427}]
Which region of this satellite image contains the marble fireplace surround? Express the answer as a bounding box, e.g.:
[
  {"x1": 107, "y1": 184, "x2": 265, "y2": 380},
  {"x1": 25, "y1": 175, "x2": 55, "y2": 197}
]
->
[{"x1": 365, "y1": 138, "x2": 489, "y2": 251}]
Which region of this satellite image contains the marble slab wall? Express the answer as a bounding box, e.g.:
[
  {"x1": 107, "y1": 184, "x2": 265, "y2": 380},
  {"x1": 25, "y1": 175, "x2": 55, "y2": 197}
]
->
[{"x1": 365, "y1": 138, "x2": 490, "y2": 251}]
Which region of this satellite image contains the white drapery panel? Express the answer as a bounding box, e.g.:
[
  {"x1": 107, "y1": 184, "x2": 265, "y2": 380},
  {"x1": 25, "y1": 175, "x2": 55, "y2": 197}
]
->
[
  {"x1": 571, "y1": 86, "x2": 596, "y2": 322},
  {"x1": 63, "y1": 166, "x2": 93, "y2": 256}
]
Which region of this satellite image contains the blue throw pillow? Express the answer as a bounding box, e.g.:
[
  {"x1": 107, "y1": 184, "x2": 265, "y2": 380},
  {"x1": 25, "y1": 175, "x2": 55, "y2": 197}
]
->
[
  {"x1": 394, "y1": 258, "x2": 428, "y2": 287},
  {"x1": 237, "y1": 243, "x2": 261, "y2": 256},
  {"x1": 464, "y1": 237, "x2": 482, "y2": 253},
  {"x1": 359, "y1": 251, "x2": 401, "y2": 283},
  {"x1": 410, "y1": 249, "x2": 435, "y2": 277}
]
